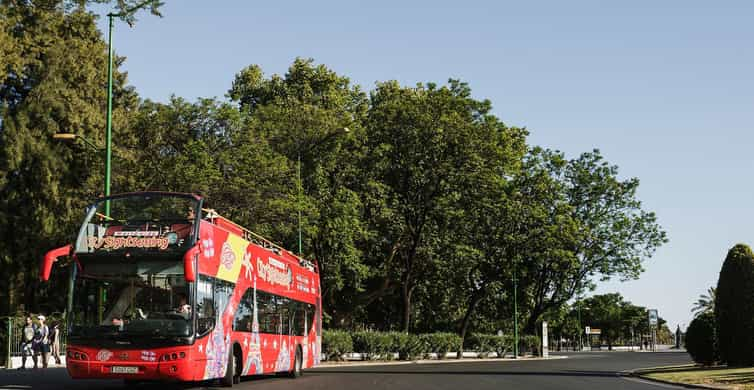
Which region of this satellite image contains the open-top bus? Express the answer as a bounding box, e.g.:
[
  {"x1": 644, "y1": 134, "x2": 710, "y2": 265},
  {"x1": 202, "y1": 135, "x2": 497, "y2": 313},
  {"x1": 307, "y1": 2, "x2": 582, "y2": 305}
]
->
[{"x1": 41, "y1": 192, "x2": 321, "y2": 386}]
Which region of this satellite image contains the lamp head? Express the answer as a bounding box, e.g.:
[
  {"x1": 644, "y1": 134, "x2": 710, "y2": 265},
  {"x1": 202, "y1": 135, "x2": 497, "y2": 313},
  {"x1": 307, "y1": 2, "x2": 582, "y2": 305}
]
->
[{"x1": 53, "y1": 133, "x2": 77, "y2": 141}]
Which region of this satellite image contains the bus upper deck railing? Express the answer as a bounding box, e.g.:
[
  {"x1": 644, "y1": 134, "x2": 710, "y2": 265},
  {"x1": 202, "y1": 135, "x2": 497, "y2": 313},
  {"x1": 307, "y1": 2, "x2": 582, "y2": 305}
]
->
[{"x1": 202, "y1": 209, "x2": 317, "y2": 272}]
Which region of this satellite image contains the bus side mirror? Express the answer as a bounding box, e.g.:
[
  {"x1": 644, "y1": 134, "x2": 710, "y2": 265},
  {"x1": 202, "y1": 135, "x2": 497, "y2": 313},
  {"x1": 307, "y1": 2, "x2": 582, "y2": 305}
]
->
[
  {"x1": 184, "y1": 244, "x2": 199, "y2": 282},
  {"x1": 41, "y1": 245, "x2": 72, "y2": 281}
]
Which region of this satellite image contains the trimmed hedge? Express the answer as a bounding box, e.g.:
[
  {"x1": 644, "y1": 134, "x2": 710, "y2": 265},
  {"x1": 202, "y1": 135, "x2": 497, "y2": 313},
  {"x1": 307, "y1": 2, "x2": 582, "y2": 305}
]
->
[
  {"x1": 716, "y1": 244, "x2": 754, "y2": 366},
  {"x1": 352, "y1": 331, "x2": 394, "y2": 360},
  {"x1": 467, "y1": 334, "x2": 512, "y2": 358},
  {"x1": 419, "y1": 333, "x2": 462, "y2": 360},
  {"x1": 519, "y1": 335, "x2": 541, "y2": 356},
  {"x1": 686, "y1": 312, "x2": 716, "y2": 365},
  {"x1": 389, "y1": 332, "x2": 424, "y2": 361},
  {"x1": 322, "y1": 331, "x2": 531, "y2": 361},
  {"x1": 322, "y1": 330, "x2": 353, "y2": 361}
]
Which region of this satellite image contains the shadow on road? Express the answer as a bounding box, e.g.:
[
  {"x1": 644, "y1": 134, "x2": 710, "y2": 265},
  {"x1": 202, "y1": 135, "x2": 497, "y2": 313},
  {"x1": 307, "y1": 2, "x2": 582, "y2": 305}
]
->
[
  {"x1": 0, "y1": 368, "x2": 302, "y2": 390},
  {"x1": 309, "y1": 369, "x2": 625, "y2": 378}
]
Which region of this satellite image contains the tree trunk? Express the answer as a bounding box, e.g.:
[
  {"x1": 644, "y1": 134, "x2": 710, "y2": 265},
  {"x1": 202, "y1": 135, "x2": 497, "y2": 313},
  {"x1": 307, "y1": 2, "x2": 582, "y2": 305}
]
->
[
  {"x1": 523, "y1": 311, "x2": 540, "y2": 335},
  {"x1": 457, "y1": 290, "x2": 485, "y2": 358},
  {"x1": 401, "y1": 283, "x2": 413, "y2": 332}
]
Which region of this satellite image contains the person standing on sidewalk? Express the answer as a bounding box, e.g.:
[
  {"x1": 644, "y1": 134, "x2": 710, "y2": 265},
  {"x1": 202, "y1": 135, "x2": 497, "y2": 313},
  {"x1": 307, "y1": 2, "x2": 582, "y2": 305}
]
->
[
  {"x1": 49, "y1": 322, "x2": 62, "y2": 365},
  {"x1": 33, "y1": 315, "x2": 51, "y2": 368},
  {"x1": 18, "y1": 316, "x2": 37, "y2": 369}
]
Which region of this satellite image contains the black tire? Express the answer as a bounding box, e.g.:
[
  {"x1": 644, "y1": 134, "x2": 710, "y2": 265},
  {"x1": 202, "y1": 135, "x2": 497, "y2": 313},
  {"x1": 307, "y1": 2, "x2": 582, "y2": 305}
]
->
[
  {"x1": 221, "y1": 350, "x2": 235, "y2": 387},
  {"x1": 289, "y1": 347, "x2": 303, "y2": 378},
  {"x1": 233, "y1": 350, "x2": 241, "y2": 385}
]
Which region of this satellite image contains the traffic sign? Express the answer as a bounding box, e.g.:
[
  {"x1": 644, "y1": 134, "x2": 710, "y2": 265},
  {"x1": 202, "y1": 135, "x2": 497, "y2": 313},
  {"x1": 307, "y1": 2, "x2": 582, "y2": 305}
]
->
[
  {"x1": 648, "y1": 309, "x2": 658, "y2": 327},
  {"x1": 585, "y1": 327, "x2": 601, "y2": 335}
]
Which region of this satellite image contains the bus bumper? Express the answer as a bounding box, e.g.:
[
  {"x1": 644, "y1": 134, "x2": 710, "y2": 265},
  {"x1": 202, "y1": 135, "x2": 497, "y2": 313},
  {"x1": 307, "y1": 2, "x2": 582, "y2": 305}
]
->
[{"x1": 67, "y1": 360, "x2": 194, "y2": 381}]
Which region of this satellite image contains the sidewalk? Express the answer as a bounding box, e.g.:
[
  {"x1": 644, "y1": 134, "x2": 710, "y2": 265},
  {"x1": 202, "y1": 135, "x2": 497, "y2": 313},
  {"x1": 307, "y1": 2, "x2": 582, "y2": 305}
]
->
[{"x1": 4, "y1": 356, "x2": 66, "y2": 369}]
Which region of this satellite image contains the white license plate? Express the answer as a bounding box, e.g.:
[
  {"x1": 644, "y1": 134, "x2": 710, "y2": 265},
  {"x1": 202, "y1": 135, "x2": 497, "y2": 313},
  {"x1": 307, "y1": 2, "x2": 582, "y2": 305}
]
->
[{"x1": 111, "y1": 366, "x2": 138, "y2": 374}]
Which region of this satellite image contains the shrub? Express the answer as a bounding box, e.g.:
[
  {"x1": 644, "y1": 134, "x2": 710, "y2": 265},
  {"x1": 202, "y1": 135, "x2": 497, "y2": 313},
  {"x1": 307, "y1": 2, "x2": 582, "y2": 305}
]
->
[
  {"x1": 686, "y1": 312, "x2": 716, "y2": 365},
  {"x1": 352, "y1": 331, "x2": 393, "y2": 360},
  {"x1": 519, "y1": 335, "x2": 541, "y2": 356},
  {"x1": 467, "y1": 334, "x2": 494, "y2": 358},
  {"x1": 493, "y1": 335, "x2": 513, "y2": 358},
  {"x1": 715, "y1": 244, "x2": 754, "y2": 366},
  {"x1": 389, "y1": 332, "x2": 426, "y2": 361},
  {"x1": 322, "y1": 330, "x2": 353, "y2": 361},
  {"x1": 420, "y1": 333, "x2": 462, "y2": 359},
  {"x1": 468, "y1": 334, "x2": 511, "y2": 358}
]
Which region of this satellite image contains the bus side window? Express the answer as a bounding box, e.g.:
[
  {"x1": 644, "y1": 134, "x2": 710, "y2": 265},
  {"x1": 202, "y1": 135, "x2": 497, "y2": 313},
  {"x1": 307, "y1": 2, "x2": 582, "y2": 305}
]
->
[
  {"x1": 257, "y1": 292, "x2": 275, "y2": 334},
  {"x1": 234, "y1": 289, "x2": 253, "y2": 332},
  {"x1": 277, "y1": 296, "x2": 290, "y2": 335}
]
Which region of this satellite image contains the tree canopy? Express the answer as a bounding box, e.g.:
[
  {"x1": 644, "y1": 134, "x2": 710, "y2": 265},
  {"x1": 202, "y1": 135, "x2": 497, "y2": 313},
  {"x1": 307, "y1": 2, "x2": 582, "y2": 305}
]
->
[{"x1": 0, "y1": 1, "x2": 667, "y2": 341}]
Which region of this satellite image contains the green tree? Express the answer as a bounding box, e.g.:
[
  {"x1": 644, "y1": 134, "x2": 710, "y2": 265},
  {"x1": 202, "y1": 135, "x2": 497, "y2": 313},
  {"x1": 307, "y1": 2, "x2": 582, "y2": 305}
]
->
[
  {"x1": 519, "y1": 149, "x2": 667, "y2": 334},
  {"x1": 0, "y1": 2, "x2": 137, "y2": 314},
  {"x1": 715, "y1": 244, "x2": 754, "y2": 366},
  {"x1": 228, "y1": 59, "x2": 370, "y2": 327},
  {"x1": 364, "y1": 79, "x2": 526, "y2": 332}
]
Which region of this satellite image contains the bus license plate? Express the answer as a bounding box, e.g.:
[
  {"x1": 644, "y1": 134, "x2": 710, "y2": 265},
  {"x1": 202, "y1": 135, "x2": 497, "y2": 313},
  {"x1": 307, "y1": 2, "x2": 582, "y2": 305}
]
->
[{"x1": 111, "y1": 366, "x2": 138, "y2": 374}]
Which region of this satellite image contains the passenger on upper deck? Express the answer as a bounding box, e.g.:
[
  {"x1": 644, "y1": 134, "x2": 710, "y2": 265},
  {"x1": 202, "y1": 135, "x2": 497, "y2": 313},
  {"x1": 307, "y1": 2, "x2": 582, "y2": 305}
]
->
[{"x1": 171, "y1": 207, "x2": 197, "y2": 240}]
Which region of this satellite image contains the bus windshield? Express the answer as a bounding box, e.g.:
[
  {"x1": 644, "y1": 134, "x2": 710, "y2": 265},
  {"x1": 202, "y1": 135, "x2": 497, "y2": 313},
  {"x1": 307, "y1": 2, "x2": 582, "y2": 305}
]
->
[
  {"x1": 74, "y1": 194, "x2": 199, "y2": 256},
  {"x1": 70, "y1": 260, "x2": 193, "y2": 339}
]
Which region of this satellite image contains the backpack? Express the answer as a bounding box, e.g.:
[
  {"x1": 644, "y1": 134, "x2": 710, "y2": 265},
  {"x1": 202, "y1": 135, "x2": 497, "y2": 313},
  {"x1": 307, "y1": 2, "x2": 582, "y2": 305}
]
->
[{"x1": 23, "y1": 325, "x2": 35, "y2": 342}]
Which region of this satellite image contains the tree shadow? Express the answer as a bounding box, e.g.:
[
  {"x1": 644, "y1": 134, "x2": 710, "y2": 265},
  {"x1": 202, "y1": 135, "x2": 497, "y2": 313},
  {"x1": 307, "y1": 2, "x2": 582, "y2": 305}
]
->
[{"x1": 309, "y1": 369, "x2": 623, "y2": 378}]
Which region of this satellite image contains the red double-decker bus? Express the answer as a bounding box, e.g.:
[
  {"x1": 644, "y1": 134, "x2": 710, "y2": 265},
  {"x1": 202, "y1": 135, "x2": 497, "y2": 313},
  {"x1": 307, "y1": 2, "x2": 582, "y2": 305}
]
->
[{"x1": 41, "y1": 192, "x2": 322, "y2": 386}]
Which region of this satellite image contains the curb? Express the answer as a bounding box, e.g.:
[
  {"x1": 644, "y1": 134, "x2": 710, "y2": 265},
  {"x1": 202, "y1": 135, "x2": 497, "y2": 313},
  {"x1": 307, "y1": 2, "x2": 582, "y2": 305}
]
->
[
  {"x1": 315, "y1": 355, "x2": 568, "y2": 369},
  {"x1": 623, "y1": 367, "x2": 725, "y2": 389}
]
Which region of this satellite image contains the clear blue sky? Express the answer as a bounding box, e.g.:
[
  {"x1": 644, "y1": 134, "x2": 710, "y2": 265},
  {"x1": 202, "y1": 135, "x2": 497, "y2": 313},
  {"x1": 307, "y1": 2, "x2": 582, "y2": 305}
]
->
[{"x1": 93, "y1": 0, "x2": 754, "y2": 332}]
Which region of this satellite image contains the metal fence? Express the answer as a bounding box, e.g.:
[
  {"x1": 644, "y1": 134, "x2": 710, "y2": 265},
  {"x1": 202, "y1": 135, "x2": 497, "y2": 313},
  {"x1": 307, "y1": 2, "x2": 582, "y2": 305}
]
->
[{"x1": 6, "y1": 316, "x2": 67, "y2": 357}]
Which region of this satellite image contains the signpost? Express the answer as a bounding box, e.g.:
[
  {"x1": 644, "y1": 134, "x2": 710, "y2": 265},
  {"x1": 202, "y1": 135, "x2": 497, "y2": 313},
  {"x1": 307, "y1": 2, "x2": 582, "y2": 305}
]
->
[
  {"x1": 584, "y1": 326, "x2": 601, "y2": 350},
  {"x1": 648, "y1": 309, "x2": 659, "y2": 352}
]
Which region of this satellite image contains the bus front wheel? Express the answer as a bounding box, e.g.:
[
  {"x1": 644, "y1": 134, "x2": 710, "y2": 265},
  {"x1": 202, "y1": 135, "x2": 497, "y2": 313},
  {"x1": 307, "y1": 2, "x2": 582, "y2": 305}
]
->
[{"x1": 221, "y1": 350, "x2": 238, "y2": 387}]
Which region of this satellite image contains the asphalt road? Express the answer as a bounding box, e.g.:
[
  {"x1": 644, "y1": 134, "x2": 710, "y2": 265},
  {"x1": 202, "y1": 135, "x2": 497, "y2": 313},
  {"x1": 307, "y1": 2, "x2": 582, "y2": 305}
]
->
[{"x1": 0, "y1": 351, "x2": 692, "y2": 390}]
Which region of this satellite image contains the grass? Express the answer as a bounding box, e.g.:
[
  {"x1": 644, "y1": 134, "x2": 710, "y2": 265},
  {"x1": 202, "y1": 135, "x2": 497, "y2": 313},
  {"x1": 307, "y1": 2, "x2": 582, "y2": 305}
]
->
[{"x1": 640, "y1": 365, "x2": 754, "y2": 389}]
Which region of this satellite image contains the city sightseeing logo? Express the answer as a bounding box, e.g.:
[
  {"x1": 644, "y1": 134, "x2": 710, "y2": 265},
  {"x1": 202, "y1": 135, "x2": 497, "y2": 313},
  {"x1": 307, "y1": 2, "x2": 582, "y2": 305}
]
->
[
  {"x1": 88, "y1": 235, "x2": 169, "y2": 250},
  {"x1": 257, "y1": 257, "x2": 293, "y2": 288},
  {"x1": 220, "y1": 242, "x2": 236, "y2": 270},
  {"x1": 96, "y1": 349, "x2": 113, "y2": 362}
]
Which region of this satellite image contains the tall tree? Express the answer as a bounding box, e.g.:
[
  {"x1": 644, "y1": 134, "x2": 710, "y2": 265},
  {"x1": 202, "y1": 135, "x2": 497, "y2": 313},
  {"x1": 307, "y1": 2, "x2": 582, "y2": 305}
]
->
[
  {"x1": 519, "y1": 149, "x2": 667, "y2": 333},
  {"x1": 228, "y1": 59, "x2": 371, "y2": 327},
  {"x1": 0, "y1": 2, "x2": 137, "y2": 314},
  {"x1": 364, "y1": 80, "x2": 527, "y2": 331}
]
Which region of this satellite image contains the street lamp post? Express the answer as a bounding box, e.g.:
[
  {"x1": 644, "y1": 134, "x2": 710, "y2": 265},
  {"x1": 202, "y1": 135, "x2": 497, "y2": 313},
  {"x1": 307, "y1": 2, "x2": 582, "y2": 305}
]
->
[
  {"x1": 104, "y1": 13, "x2": 116, "y2": 216},
  {"x1": 296, "y1": 127, "x2": 349, "y2": 256},
  {"x1": 513, "y1": 261, "x2": 519, "y2": 359},
  {"x1": 297, "y1": 151, "x2": 302, "y2": 255},
  {"x1": 576, "y1": 298, "x2": 582, "y2": 351}
]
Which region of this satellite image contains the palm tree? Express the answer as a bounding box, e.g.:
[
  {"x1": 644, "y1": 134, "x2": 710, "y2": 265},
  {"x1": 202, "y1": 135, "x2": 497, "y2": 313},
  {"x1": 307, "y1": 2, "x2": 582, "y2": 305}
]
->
[{"x1": 691, "y1": 287, "x2": 716, "y2": 317}]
